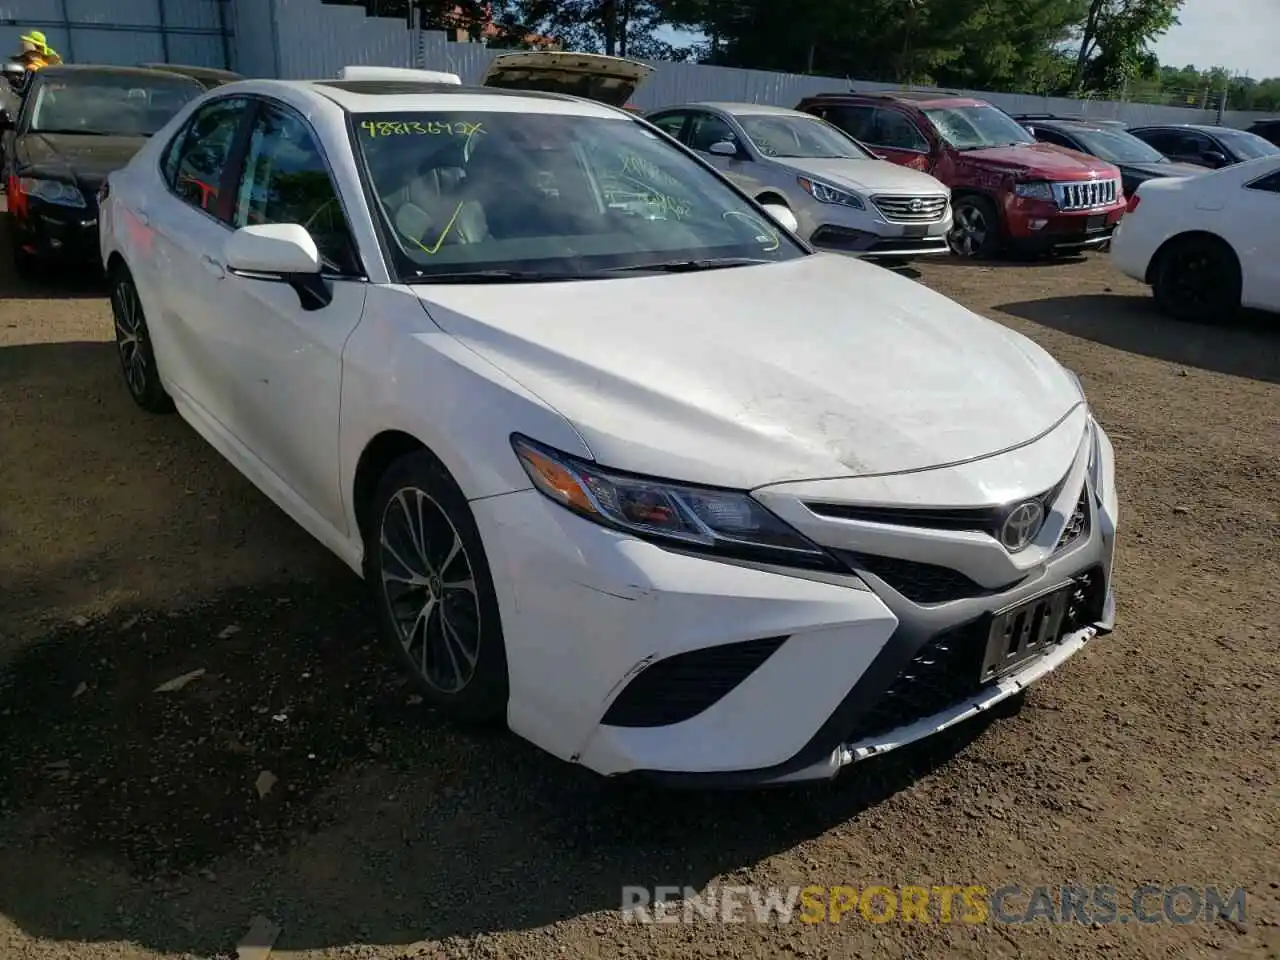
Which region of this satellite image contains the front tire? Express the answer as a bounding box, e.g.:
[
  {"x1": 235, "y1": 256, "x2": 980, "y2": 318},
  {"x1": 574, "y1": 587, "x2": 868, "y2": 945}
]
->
[
  {"x1": 366, "y1": 450, "x2": 509, "y2": 723},
  {"x1": 110, "y1": 266, "x2": 174, "y2": 413},
  {"x1": 947, "y1": 195, "x2": 1002, "y2": 259},
  {"x1": 1151, "y1": 235, "x2": 1241, "y2": 324}
]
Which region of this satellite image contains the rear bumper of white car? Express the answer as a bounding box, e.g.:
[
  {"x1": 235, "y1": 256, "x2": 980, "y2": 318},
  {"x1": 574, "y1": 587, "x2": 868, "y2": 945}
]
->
[
  {"x1": 800, "y1": 196, "x2": 952, "y2": 259},
  {"x1": 473, "y1": 420, "x2": 1118, "y2": 786}
]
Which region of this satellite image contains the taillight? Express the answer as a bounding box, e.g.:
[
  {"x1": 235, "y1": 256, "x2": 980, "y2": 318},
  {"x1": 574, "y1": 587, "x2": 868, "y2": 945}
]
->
[{"x1": 1125, "y1": 193, "x2": 1140, "y2": 214}]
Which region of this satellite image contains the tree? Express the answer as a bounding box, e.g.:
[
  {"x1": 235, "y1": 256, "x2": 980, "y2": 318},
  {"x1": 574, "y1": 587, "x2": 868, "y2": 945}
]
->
[{"x1": 1071, "y1": 0, "x2": 1184, "y2": 94}]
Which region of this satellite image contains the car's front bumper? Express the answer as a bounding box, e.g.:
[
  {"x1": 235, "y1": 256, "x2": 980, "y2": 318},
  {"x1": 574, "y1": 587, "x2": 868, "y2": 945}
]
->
[
  {"x1": 10, "y1": 197, "x2": 101, "y2": 264},
  {"x1": 799, "y1": 200, "x2": 952, "y2": 259},
  {"x1": 474, "y1": 416, "x2": 1118, "y2": 786}
]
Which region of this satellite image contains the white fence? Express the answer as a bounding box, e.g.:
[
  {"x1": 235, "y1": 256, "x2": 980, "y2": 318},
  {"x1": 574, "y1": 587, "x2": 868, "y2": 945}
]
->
[{"x1": 0, "y1": 0, "x2": 232, "y2": 68}]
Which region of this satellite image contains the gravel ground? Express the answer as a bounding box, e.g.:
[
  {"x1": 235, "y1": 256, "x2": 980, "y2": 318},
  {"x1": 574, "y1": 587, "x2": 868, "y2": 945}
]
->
[{"x1": 0, "y1": 221, "x2": 1277, "y2": 960}]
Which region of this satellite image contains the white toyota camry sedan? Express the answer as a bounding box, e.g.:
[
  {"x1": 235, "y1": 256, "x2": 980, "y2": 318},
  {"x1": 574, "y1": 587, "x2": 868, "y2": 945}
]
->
[{"x1": 99, "y1": 73, "x2": 1119, "y2": 786}]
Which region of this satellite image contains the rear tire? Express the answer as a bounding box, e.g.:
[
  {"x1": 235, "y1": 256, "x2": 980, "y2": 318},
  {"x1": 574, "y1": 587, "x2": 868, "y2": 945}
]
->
[
  {"x1": 110, "y1": 265, "x2": 174, "y2": 414},
  {"x1": 1151, "y1": 235, "x2": 1241, "y2": 324},
  {"x1": 365, "y1": 450, "x2": 509, "y2": 724},
  {"x1": 947, "y1": 195, "x2": 1002, "y2": 259}
]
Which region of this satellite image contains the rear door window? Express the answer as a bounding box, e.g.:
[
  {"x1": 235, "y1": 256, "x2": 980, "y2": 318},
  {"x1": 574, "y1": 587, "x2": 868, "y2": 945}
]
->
[
  {"x1": 165, "y1": 97, "x2": 250, "y2": 220},
  {"x1": 822, "y1": 104, "x2": 875, "y2": 142},
  {"x1": 873, "y1": 108, "x2": 928, "y2": 151}
]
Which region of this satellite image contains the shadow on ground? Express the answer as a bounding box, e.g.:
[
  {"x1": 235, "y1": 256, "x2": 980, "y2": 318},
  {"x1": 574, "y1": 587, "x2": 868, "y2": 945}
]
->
[
  {"x1": 1000, "y1": 293, "x2": 1280, "y2": 384},
  {"x1": 0, "y1": 581, "x2": 1003, "y2": 955}
]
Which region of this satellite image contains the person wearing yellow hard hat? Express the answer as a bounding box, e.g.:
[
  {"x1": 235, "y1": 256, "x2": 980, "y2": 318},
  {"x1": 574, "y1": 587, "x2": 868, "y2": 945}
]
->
[{"x1": 16, "y1": 30, "x2": 62, "y2": 71}]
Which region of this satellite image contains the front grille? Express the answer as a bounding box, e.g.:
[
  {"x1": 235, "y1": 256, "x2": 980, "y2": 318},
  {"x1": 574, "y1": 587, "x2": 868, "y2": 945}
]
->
[
  {"x1": 835, "y1": 552, "x2": 999, "y2": 605},
  {"x1": 842, "y1": 567, "x2": 1105, "y2": 745},
  {"x1": 1054, "y1": 486, "x2": 1091, "y2": 554},
  {"x1": 872, "y1": 195, "x2": 949, "y2": 222},
  {"x1": 1053, "y1": 178, "x2": 1119, "y2": 210},
  {"x1": 600, "y1": 635, "x2": 787, "y2": 728}
]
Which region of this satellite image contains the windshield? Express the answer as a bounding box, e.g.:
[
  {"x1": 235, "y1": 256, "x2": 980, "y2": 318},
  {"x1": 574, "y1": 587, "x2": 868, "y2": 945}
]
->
[
  {"x1": 923, "y1": 105, "x2": 1035, "y2": 150},
  {"x1": 1214, "y1": 128, "x2": 1280, "y2": 160},
  {"x1": 735, "y1": 114, "x2": 870, "y2": 159},
  {"x1": 28, "y1": 72, "x2": 202, "y2": 136},
  {"x1": 353, "y1": 110, "x2": 808, "y2": 281},
  {"x1": 1070, "y1": 126, "x2": 1167, "y2": 164}
]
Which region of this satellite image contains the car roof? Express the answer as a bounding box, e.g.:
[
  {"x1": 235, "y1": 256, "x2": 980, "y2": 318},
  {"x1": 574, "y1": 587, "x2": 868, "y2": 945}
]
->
[
  {"x1": 1024, "y1": 117, "x2": 1117, "y2": 133},
  {"x1": 36, "y1": 63, "x2": 200, "y2": 83},
  {"x1": 804, "y1": 90, "x2": 985, "y2": 108},
  {"x1": 1129, "y1": 123, "x2": 1225, "y2": 133},
  {"x1": 142, "y1": 63, "x2": 243, "y2": 80},
  {"x1": 219, "y1": 78, "x2": 631, "y2": 119},
  {"x1": 679, "y1": 101, "x2": 809, "y2": 117}
]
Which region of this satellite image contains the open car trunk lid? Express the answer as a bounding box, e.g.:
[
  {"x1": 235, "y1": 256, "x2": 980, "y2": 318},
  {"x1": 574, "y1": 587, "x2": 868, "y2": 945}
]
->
[{"x1": 480, "y1": 51, "x2": 653, "y2": 107}]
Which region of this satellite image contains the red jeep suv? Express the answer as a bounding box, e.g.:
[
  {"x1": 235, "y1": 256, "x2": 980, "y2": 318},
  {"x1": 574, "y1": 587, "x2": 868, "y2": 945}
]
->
[{"x1": 795, "y1": 91, "x2": 1126, "y2": 258}]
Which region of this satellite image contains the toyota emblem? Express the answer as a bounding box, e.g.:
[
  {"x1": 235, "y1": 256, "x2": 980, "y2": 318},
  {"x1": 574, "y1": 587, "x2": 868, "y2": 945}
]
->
[{"x1": 999, "y1": 501, "x2": 1045, "y2": 552}]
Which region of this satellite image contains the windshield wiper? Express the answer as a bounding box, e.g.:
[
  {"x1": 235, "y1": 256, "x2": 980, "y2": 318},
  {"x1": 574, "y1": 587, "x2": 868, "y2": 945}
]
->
[
  {"x1": 601, "y1": 257, "x2": 773, "y2": 274},
  {"x1": 407, "y1": 269, "x2": 593, "y2": 284}
]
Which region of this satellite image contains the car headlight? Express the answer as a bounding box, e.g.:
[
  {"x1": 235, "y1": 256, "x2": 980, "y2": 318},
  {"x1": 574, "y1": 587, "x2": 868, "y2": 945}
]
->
[
  {"x1": 1014, "y1": 180, "x2": 1054, "y2": 202},
  {"x1": 1087, "y1": 417, "x2": 1105, "y2": 501},
  {"x1": 796, "y1": 176, "x2": 865, "y2": 209},
  {"x1": 20, "y1": 177, "x2": 85, "y2": 207},
  {"x1": 511, "y1": 435, "x2": 835, "y2": 568}
]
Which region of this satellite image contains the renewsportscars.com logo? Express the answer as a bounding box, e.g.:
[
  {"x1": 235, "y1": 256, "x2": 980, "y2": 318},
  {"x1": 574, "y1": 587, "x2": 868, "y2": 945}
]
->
[{"x1": 621, "y1": 884, "x2": 1248, "y2": 926}]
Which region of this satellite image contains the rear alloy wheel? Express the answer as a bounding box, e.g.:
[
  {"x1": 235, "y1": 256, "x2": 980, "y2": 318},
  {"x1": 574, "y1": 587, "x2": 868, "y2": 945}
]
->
[
  {"x1": 111, "y1": 269, "x2": 174, "y2": 413},
  {"x1": 947, "y1": 196, "x2": 1001, "y2": 259},
  {"x1": 1151, "y1": 236, "x2": 1241, "y2": 324},
  {"x1": 368, "y1": 451, "x2": 508, "y2": 722}
]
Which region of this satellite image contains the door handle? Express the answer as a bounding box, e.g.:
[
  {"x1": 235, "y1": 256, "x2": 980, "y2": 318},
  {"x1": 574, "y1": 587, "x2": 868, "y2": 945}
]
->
[{"x1": 200, "y1": 254, "x2": 224, "y2": 278}]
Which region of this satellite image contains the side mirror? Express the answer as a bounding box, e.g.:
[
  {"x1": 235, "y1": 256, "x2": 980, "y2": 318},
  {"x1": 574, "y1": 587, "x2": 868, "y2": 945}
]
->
[
  {"x1": 761, "y1": 203, "x2": 799, "y2": 234},
  {"x1": 708, "y1": 140, "x2": 738, "y2": 157},
  {"x1": 224, "y1": 223, "x2": 332, "y2": 311},
  {"x1": 1202, "y1": 151, "x2": 1227, "y2": 168}
]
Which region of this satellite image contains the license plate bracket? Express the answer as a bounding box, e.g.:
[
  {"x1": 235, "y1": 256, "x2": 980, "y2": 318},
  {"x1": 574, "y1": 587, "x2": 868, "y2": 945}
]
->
[
  {"x1": 1084, "y1": 214, "x2": 1107, "y2": 233},
  {"x1": 979, "y1": 584, "x2": 1072, "y2": 683},
  {"x1": 903, "y1": 224, "x2": 930, "y2": 238}
]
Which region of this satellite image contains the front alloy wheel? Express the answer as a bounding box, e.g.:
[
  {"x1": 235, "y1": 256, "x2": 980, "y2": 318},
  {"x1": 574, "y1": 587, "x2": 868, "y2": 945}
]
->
[
  {"x1": 111, "y1": 270, "x2": 173, "y2": 413},
  {"x1": 379, "y1": 486, "x2": 481, "y2": 694},
  {"x1": 947, "y1": 197, "x2": 1000, "y2": 259},
  {"x1": 367, "y1": 451, "x2": 508, "y2": 721}
]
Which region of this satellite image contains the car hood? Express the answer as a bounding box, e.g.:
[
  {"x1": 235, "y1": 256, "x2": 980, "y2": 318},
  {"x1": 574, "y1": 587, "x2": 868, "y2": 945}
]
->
[
  {"x1": 768, "y1": 156, "x2": 948, "y2": 195},
  {"x1": 961, "y1": 142, "x2": 1120, "y2": 178},
  {"x1": 17, "y1": 132, "x2": 147, "y2": 190},
  {"x1": 1118, "y1": 159, "x2": 1207, "y2": 179},
  {"x1": 412, "y1": 254, "x2": 1082, "y2": 490}
]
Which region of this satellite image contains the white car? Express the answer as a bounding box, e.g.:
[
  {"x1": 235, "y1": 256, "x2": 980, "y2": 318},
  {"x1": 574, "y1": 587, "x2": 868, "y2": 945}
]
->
[
  {"x1": 98, "y1": 69, "x2": 1118, "y2": 786},
  {"x1": 645, "y1": 102, "x2": 952, "y2": 258},
  {"x1": 1110, "y1": 155, "x2": 1280, "y2": 322}
]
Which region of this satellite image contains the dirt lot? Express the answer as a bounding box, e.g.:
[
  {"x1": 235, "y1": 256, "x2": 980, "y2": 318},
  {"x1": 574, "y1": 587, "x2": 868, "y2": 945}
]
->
[{"x1": 0, "y1": 224, "x2": 1277, "y2": 960}]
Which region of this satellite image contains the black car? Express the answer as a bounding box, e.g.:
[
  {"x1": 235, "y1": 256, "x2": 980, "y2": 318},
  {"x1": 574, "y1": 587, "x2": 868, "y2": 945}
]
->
[
  {"x1": 1246, "y1": 118, "x2": 1280, "y2": 147},
  {"x1": 138, "y1": 63, "x2": 244, "y2": 90},
  {"x1": 1016, "y1": 116, "x2": 1208, "y2": 198},
  {"x1": 1126, "y1": 122, "x2": 1280, "y2": 169},
  {"x1": 0, "y1": 65, "x2": 203, "y2": 277}
]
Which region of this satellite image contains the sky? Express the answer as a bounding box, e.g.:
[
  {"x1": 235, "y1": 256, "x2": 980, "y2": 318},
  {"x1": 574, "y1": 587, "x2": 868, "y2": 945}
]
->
[{"x1": 1153, "y1": 0, "x2": 1280, "y2": 78}]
